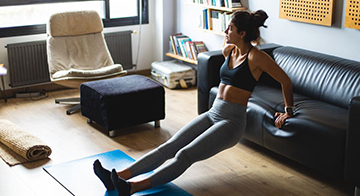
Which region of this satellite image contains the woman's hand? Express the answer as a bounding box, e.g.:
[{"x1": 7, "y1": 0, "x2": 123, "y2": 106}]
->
[{"x1": 274, "y1": 112, "x2": 293, "y2": 128}]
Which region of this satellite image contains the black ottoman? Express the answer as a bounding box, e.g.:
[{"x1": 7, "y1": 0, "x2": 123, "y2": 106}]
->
[{"x1": 80, "y1": 75, "x2": 165, "y2": 137}]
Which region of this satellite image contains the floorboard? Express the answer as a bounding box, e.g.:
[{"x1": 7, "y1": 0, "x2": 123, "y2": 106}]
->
[{"x1": 0, "y1": 86, "x2": 353, "y2": 196}]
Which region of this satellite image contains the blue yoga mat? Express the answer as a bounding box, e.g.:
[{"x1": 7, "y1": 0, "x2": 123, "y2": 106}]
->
[{"x1": 43, "y1": 150, "x2": 192, "y2": 196}]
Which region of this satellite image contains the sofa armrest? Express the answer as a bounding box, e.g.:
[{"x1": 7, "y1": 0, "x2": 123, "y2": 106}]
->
[
  {"x1": 197, "y1": 50, "x2": 224, "y2": 114},
  {"x1": 345, "y1": 96, "x2": 360, "y2": 186}
]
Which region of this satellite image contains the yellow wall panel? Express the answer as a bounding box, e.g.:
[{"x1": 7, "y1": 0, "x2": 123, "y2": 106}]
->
[
  {"x1": 279, "y1": 0, "x2": 334, "y2": 26},
  {"x1": 345, "y1": 0, "x2": 360, "y2": 30}
]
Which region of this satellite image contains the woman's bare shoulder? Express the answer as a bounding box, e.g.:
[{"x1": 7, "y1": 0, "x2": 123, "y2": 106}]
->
[
  {"x1": 222, "y1": 44, "x2": 235, "y2": 58},
  {"x1": 248, "y1": 46, "x2": 278, "y2": 69},
  {"x1": 249, "y1": 47, "x2": 272, "y2": 61}
]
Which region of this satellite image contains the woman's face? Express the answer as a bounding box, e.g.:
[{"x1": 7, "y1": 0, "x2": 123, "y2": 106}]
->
[{"x1": 224, "y1": 21, "x2": 243, "y2": 44}]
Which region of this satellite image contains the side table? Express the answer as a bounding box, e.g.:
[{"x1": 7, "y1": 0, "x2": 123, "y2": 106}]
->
[{"x1": 0, "y1": 64, "x2": 7, "y2": 102}]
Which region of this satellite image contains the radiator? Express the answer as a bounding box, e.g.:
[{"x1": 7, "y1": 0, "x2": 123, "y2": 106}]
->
[
  {"x1": 6, "y1": 41, "x2": 50, "y2": 88},
  {"x1": 105, "y1": 30, "x2": 133, "y2": 70},
  {"x1": 6, "y1": 31, "x2": 133, "y2": 88}
]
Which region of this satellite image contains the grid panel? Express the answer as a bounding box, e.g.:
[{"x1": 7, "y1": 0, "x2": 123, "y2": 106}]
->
[
  {"x1": 345, "y1": 0, "x2": 360, "y2": 29},
  {"x1": 279, "y1": 0, "x2": 334, "y2": 26}
]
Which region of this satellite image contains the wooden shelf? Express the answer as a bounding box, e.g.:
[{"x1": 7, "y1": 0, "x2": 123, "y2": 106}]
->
[
  {"x1": 165, "y1": 2, "x2": 247, "y2": 66},
  {"x1": 165, "y1": 53, "x2": 198, "y2": 65},
  {"x1": 187, "y1": 3, "x2": 247, "y2": 12},
  {"x1": 197, "y1": 28, "x2": 225, "y2": 36}
]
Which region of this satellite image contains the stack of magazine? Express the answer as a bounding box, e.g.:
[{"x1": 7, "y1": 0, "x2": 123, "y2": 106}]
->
[{"x1": 169, "y1": 33, "x2": 208, "y2": 61}]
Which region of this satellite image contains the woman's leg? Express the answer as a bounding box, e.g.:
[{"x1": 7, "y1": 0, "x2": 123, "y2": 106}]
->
[
  {"x1": 147, "y1": 119, "x2": 244, "y2": 188},
  {"x1": 94, "y1": 112, "x2": 213, "y2": 190},
  {"x1": 112, "y1": 119, "x2": 245, "y2": 195},
  {"x1": 124, "y1": 112, "x2": 214, "y2": 178}
]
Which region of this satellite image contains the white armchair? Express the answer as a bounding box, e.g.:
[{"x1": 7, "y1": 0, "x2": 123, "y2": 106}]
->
[{"x1": 47, "y1": 10, "x2": 127, "y2": 115}]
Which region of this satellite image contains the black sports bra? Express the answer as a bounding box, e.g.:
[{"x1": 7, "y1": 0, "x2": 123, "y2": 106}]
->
[{"x1": 220, "y1": 47, "x2": 258, "y2": 92}]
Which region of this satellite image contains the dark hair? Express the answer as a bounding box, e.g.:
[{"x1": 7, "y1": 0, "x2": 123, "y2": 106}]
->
[{"x1": 230, "y1": 10, "x2": 268, "y2": 42}]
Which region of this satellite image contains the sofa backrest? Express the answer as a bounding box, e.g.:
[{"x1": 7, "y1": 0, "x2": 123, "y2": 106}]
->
[{"x1": 273, "y1": 46, "x2": 360, "y2": 109}]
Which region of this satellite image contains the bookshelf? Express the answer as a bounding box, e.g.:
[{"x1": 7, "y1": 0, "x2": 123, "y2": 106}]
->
[
  {"x1": 190, "y1": 2, "x2": 247, "y2": 36},
  {"x1": 166, "y1": 2, "x2": 247, "y2": 65},
  {"x1": 188, "y1": 3, "x2": 247, "y2": 12},
  {"x1": 165, "y1": 53, "x2": 197, "y2": 65},
  {"x1": 198, "y1": 28, "x2": 225, "y2": 36},
  {"x1": 168, "y1": 34, "x2": 207, "y2": 66}
]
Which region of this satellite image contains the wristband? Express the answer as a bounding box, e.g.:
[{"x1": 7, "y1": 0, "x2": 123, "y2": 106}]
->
[{"x1": 284, "y1": 106, "x2": 296, "y2": 114}]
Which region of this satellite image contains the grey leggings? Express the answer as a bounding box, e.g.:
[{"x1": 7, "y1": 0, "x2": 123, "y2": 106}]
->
[{"x1": 127, "y1": 98, "x2": 247, "y2": 187}]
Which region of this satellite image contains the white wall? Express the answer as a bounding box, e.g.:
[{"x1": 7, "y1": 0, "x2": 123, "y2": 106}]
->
[
  {"x1": 176, "y1": 0, "x2": 360, "y2": 62},
  {"x1": 176, "y1": 1, "x2": 224, "y2": 52},
  {"x1": 0, "y1": 1, "x2": 160, "y2": 89},
  {"x1": 153, "y1": 0, "x2": 176, "y2": 61},
  {"x1": 3, "y1": 1, "x2": 357, "y2": 90}
]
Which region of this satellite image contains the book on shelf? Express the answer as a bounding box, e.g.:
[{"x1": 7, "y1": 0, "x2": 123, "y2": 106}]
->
[
  {"x1": 188, "y1": 41, "x2": 209, "y2": 60},
  {"x1": 194, "y1": 41, "x2": 208, "y2": 54},
  {"x1": 185, "y1": 41, "x2": 194, "y2": 60},
  {"x1": 178, "y1": 37, "x2": 192, "y2": 58},
  {"x1": 203, "y1": 9, "x2": 209, "y2": 29},
  {"x1": 225, "y1": 0, "x2": 242, "y2": 8},
  {"x1": 210, "y1": 10, "x2": 218, "y2": 31},
  {"x1": 169, "y1": 34, "x2": 208, "y2": 61},
  {"x1": 193, "y1": 0, "x2": 242, "y2": 8},
  {"x1": 210, "y1": 10, "x2": 222, "y2": 32},
  {"x1": 201, "y1": 9, "x2": 231, "y2": 32},
  {"x1": 200, "y1": 9, "x2": 213, "y2": 30},
  {"x1": 169, "y1": 33, "x2": 182, "y2": 54},
  {"x1": 220, "y1": 12, "x2": 232, "y2": 31},
  {"x1": 173, "y1": 34, "x2": 189, "y2": 56},
  {"x1": 188, "y1": 41, "x2": 198, "y2": 60}
]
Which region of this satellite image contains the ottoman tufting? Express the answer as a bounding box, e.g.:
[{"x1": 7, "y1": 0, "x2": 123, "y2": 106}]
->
[{"x1": 80, "y1": 75, "x2": 165, "y2": 137}]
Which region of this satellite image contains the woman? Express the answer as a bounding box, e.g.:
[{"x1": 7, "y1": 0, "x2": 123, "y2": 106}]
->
[{"x1": 93, "y1": 9, "x2": 294, "y2": 196}]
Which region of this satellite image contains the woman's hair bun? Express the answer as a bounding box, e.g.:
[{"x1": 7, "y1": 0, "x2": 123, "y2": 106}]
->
[{"x1": 252, "y1": 10, "x2": 268, "y2": 28}]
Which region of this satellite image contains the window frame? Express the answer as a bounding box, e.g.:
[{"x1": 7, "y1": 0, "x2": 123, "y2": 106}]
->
[{"x1": 0, "y1": 0, "x2": 148, "y2": 38}]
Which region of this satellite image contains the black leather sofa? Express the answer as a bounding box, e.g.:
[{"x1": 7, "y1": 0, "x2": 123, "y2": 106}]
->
[{"x1": 197, "y1": 44, "x2": 360, "y2": 193}]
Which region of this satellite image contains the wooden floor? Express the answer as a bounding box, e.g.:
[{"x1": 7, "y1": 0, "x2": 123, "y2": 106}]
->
[{"x1": 0, "y1": 86, "x2": 354, "y2": 196}]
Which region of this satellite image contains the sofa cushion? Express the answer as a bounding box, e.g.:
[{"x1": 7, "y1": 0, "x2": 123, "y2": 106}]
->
[
  {"x1": 247, "y1": 84, "x2": 347, "y2": 177},
  {"x1": 208, "y1": 80, "x2": 347, "y2": 178},
  {"x1": 273, "y1": 47, "x2": 360, "y2": 109},
  {"x1": 52, "y1": 64, "x2": 125, "y2": 79}
]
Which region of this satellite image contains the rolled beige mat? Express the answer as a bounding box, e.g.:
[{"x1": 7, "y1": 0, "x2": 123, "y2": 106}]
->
[{"x1": 0, "y1": 119, "x2": 52, "y2": 166}]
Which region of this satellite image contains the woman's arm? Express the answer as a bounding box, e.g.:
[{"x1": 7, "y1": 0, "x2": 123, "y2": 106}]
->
[{"x1": 251, "y1": 50, "x2": 294, "y2": 128}]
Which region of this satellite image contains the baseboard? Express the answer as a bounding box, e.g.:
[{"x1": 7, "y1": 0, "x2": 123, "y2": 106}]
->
[
  {"x1": 1, "y1": 69, "x2": 152, "y2": 100},
  {"x1": 2, "y1": 83, "x2": 67, "y2": 100}
]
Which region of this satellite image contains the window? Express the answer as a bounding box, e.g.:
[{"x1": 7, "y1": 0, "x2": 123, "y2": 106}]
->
[{"x1": 0, "y1": 0, "x2": 148, "y2": 38}]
